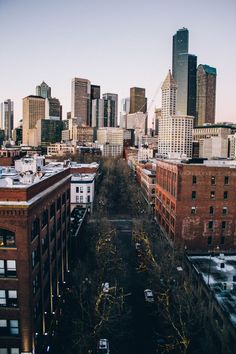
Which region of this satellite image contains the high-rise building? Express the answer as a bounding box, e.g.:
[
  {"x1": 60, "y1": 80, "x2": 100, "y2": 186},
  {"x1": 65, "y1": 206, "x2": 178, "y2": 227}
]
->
[
  {"x1": 161, "y1": 70, "x2": 177, "y2": 119},
  {"x1": 120, "y1": 98, "x2": 130, "y2": 128},
  {"x1": 130, "y1": 87, "x2": 147, "y2": 114},
  {"x1": 172, "y1": 28, "x2": 197, "y2": 117},
  {"x1": 23, "y1": 95, "x2": 45, "y2": 145},
  {"x1": 0, "y1": 99, "x2": 14, "y2": 140},
  {"x1": 196, "y1": 64, "x2": 217, "y2": 126},
  {"x1": 89, "y1": 85, "x2": 101, "y2": 126},
  {"x1": 92, "y1": 98, "x2": 116, "y2": 128},
  {"x1": 158, "y1": 71, "x2": 193, "y2": 157},
  {"x1": 36, "y1": 81, "x2": 51, "y2": 99},
  {"x1": 71, "y1": 78, "x2": 91, "y2": 125},
  {"x1": 102, "y1": 93, "x2": 118, "y2": 127},
  {"x1": 45, "y1": 97, "x2": 61, "y2": 120}
]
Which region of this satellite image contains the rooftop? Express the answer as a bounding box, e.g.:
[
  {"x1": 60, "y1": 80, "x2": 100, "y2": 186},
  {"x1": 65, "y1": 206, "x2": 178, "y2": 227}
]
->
[{"x1": 189, "y1": 254, "x2": 236, "y2": 327}]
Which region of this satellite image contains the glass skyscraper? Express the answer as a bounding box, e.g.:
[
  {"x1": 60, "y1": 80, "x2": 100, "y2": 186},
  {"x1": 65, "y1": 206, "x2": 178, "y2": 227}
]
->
[{"x1": 172, "y1": 28, "x2": 197, "y2": 118}]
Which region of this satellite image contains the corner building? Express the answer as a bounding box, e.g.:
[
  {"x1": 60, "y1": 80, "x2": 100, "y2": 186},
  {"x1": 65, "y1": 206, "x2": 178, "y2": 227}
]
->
[
  {"x1": 0, "y1": 164, "x2": 71, "y2": 353},
  {"x1": 155, "y1": 159, "x2": 236, "y2": 251}
]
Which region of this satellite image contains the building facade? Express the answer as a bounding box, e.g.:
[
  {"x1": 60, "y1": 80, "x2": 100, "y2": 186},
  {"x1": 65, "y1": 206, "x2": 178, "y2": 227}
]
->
[
  {"x1": 0, "y1": 100, "x2": 14, "y2": 140},
  {"x1": 0, "y1": 159, "x2": 71, "y2": 354},
  {"x1": 36, "y1": 82, "x2": 51, "y2": 99},
  {"x1": 196, "y1": 64, "x2": 217, "y2": 126},
  {"x1": 22, "y1": 96, "x2": 45, "y2": 145},
  {"x1": 155, "y1": 158, "x2": 236, "y2": 251},
  {"x1": 129, "y1": 87, "x2": 147, "y2": 114},
  {"x1": 71, "y1": 78, "x2": 91, "y2": 125}
]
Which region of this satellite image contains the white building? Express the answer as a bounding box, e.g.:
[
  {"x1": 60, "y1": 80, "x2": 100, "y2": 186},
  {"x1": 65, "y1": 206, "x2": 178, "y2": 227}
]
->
[
  {"x1": 47, "y1": 143, "x2": 76, "y2": 156},
  {"x1": 97, "y1": 127, "x2": 124, "y2": 146},
  {"x1": 70, "y1": 173, "x2": 96, "y2": 212},
  {"x1": 100, "y1": 144, "x2": 123, "y2": 157},
  {"x1": 158, "y1": 71, "x2": 193, "y2": 158},
  {"x1": 138, "y1": 147, "x2": 154, "y2": 161},
  {"x1": 228, "y1": 134, "x2": 236, "y2": 159},
  {"x1": 15, "y1": 155, "x2": 45, "y2": 173},
  {"x1": 199, "y1": 136, "x2": 228, "y2": 159}
]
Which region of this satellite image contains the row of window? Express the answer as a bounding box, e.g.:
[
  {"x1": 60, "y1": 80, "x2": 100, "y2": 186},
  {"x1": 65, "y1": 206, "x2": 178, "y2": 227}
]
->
[
  {"x1": 0, "y1": 349, "x2": 19, "y2": 354},
  {"x1": 75, "y1": 186, "x2": 91, "y2": 193},
  {"x1": 192, "y1": 191, "x2": 228, "y2": 200},
  {"x1": 207, "y1": 221, "x2": 227, "y2": 229},
  {"x1": 76, "y1": 196, "x2": 91, "y2": 203},
  {"x1": 0, "y1": 320, "x2": 19, "y2": 335},
  {"x1": 0, "y1": 290, "x2": 17, "y2": 308},
  {"x1": 191, "y1": 206, "x2": 228, "y2": 215},
  {"x1": 0, "y1": 260, "x2": 16, "y2": 277},
  {"x1": 192, "y1": 175, "x2": 229, "y2": 185}
]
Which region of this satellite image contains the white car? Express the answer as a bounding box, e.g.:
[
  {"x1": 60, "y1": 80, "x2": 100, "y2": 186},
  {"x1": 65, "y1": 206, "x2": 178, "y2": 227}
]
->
[
  {"x1": 98, "y1": 339, "x2": 110, "y2": 353},
  {"x1": 144, "y1": 289, "x2": 154, "y2": 302},
  {"x1": 102, "y1": 282, "x2": 109, "y2": 293}
]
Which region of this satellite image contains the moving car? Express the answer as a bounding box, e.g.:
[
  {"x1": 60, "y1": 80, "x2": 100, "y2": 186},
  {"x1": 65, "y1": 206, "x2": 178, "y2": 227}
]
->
[
  {"x1": 98, "y1": 339, "x2": 110, "y2": 353},
  {"x1": 144, "y1": 289, "x2": 154, "y2": 302}
]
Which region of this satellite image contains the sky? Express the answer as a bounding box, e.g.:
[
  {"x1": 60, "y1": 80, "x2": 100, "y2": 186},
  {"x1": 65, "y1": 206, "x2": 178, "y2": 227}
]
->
[{"x1": 0, "y1": 0, "x2": 235, "y2": 127}]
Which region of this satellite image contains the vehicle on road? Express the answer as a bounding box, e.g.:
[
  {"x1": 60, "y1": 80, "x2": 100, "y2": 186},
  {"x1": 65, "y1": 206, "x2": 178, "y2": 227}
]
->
[
  {"x1": 98, "y1": 339, "x2": 110, "y2": 353},
  {"x1": 144, "y1": 289, "x2": 154, "y2": 302}
]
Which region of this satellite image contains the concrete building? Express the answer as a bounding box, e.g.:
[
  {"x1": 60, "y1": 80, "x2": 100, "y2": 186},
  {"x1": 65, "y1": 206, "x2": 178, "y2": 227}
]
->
[
  {"x1": 172, "y1": 28, "x2": 197, "y2": 118},
  {"x1": 22, "y1": 96, "x2": 45, "y2": 145},
  {"x1": 71, "y1": 78, "x2": 91, "y2": 125},
  {"x1": 0, "y1": 158, "x2": 71, "y2": 354},
  {"x1": 89, "y1": 85, "x2": 100, "y2": 126},
  {"x1": 72, "y1": 126, "x2": 94, "y2": 144},
  {"x1": 45, "y1": 98, "x2": 61, "y2": 120},
  {"x1": 47, "y1": 143, "x2": 76, "y2": 156},
  {"x1": 155, "y1": 158, "x2": 236, "y2": 251},
  {"x1": 92, "y1": 98, "x2": 116, "y2": 128},
  {"x1": 97, "y1": 128, "x2": 124, "y2": 146},
  {"x1": 186, "y1": 254, "x2": 236, "y2": 354},
  {"x1": 35, "y1": 119, "x2": 63, "y2": 147},
  {"x1": 199, "y1": 136, "x2": 228, "y2": 159},
  {"x1": 102, "y1": 93, "x2": 118, "y2": 127},
  {"x1": 120, "y1": 98, "x2": 130, "y2": 128},
  {"x1": 196, "y1": 65, "x2": 217, "y2": 126},
  {"x1": 228, "y1": 133, "x2": 236, "y2": 159},
  {"x1": 129, "y1": 87, "x2": 147, "y2": 114},
  {"x1": 193, "y1": 124, "x2": 232, "y2": 141},
  {"x1": 100, "y1": 144, "x2": 123, "y2": 158},
  {"x1": 70, "y1": 173, "x2": 96, "y2": 212},
  {"x1": 0, "y1": 99, "x2": 14, "y2": 140}
]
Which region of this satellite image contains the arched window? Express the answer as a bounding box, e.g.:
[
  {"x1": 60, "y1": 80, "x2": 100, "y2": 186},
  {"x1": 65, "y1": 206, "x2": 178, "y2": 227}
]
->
[{"x1": 0, "y1": 228, "x2": 16, "y2": 247}]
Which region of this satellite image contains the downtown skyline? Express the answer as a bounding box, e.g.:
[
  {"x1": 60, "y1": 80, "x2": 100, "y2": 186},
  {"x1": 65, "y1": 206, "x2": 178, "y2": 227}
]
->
[{"x1": 0, "y1": 0, "x2": 235, "y2": 126}]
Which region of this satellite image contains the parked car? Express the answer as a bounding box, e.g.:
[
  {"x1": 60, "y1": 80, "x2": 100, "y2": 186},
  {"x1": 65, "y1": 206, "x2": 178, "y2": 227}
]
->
[
  {"x1": 102, "y1": 282, "x2": 109, "y2": 293},
  {"x1": 98, "y1": 338, "x2": 110, "y2": 353},
  {"x1": 144, "y1": 289, "x2": 154, "y2": 302}
]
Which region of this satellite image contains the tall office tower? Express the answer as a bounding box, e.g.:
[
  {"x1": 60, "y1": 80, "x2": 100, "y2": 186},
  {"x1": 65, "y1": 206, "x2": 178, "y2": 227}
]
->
[
  {"x1": 22, "y1": 95, "x2": 45, "y2": 145},
  {"x1": 36, "y1": 81, "x2": 51, "y2": 98},
  {"x1": 71, "y1": 77, "x2": 91, "y2": 125},
  {"x1": 102, "y1": 93, "x2": 118, "y2": 127},
  {"x1": 92, "y1": 98, "x2": 116, "y2": 128},
  {"x1": 120, "y1": 98, "x2": 130, "y2": 128},
  {"x1": 196, "y1": 64, "x2": 217, "y2": 126},
  {"x1": 172, "y1": 28, "x2": 197, "y2": 117},
  {"x1": 45, "y1": 97, "x2": 61, "y2": 120},
  {"x1": 130, "y1": 87, "x2": 147, "y2": 114},
  {"x1": 161, "y1": 70, "x2": 177, "y2": 118},
  {"x1": 0, "y1": 99, "x2": 14, "y2": 140},
  {"x1": 89, "y1": 85, "x2": 101, "y2": 126}
]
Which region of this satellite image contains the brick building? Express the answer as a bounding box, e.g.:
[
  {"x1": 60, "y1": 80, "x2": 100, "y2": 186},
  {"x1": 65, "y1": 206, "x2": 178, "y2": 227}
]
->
[
  {"x1": 155, "y1": 158, "x2": 236, "y2": 251},
  {"x1": 0, "y1": 160, "x2": 71, "y2": 353}
]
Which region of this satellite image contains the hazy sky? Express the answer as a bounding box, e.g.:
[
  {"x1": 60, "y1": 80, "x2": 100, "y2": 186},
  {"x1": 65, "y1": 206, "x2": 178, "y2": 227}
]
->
[{"x1": 0, "y1": 0, "x2": 235, "y2": 127}]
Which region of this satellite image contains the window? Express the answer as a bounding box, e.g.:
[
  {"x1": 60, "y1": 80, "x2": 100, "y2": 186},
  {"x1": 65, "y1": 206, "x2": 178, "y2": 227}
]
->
[
  {"x1": 87, "y1": 195, "x2": 90, "y2": 203},
  {"x1": 223, "y1": 191, "x2": 228, "y2": 200},
  {"x1": 220, "y1": 236, "x2": 225, "y2": 245},
  {"x1": 87, "y1": 186, "x2": 91, "y2": 193},
  {"x1": 31, "y1": 219, "x2": 39, "y2": 241},
  {"x1": 222, "y1": 221, "x2": 226, "y2": 229},
  {"x1": 76, "y1": 187, "x2": 79, "y2": 193},
  {"x1": 41, "y1": 210, "x2": 48, "y2": 228},
  {"x1": 209, "y1": 206, "x2": 214, "y2": 214},
  {"x1": 0, "y1": 290, "x2": 18, "y2": 307},
  {"x1": 207, "y1": 236, "x2": 212, "y2": 246},
  {"x1": 0, "y1": 349, "x2": 20, "y2": 354},
  {"x1": 80, "y1": 187, "x2": 83, "y2": 193},
  {"x1": 208, "y1": 221, "x2": 213, "y2": 229},
  {"x1": 224, "y1": 176, "x2": 229, "y2": 185},
  {"x1": 192, "y1": 176, "x2": 197, "y2": 184},
  {"x1": 57, "y1": 197, "x2": 61, "y2": 211},
  {"x1": 211, "y1": 176, "x2": 216, "y2": 185},
  {"x1": 0, "y1": 229, "x2": 16, "y2": 248},
  {"x1": 31, "y1": 249, "x2": 39, "y2": 268},
  {"x1": 62, "y1": 193, "x2": 66, "y2": 205},
  {"x1": 192, "y1": 191, "x2": 196, "y2": 200},
  {"x1": 66, "y1": 189, "x2": 70, "y2": 200},
  {"x1": 222, "y1": 207, "x2": 227, "y2": 215},
  {"x1": 0, "y1": 260, "x2": 16, "y2": 278},
  {"x1": 0, "y1": 320, "x2": 19, "y2": 336},
  {"x1": 50, "y1": 203, "x2": 55, "y2": 219},
  {"x1": 191, "y1": 207, "x2": 196, "y2": 214},
  {"x1": 210, "y1": 191, "x2": 215, "y2": 199},
  {"x1": 80, "y1": 196, "x2": 83, "y2": 203}
]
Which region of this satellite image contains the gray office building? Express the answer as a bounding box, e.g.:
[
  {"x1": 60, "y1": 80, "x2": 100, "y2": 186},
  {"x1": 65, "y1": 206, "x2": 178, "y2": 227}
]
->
[{"x1": 172, "y1": 28, "x2": 197, "y2": 118}]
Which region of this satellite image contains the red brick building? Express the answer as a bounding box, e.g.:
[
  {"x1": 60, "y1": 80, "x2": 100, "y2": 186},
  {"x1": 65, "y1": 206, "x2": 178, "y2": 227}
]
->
[
  {"x1": 0, "y1": 165, "x2": 71, "y2": 353},
  {"x1": 155, "y1": 159, "x2": 236, "y2": 251}
]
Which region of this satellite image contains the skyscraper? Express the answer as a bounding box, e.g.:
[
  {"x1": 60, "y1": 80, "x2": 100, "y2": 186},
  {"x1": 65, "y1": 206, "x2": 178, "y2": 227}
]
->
[
  {"x1": 102, "y1": 93, "x2": 118, "y2": 127},
  {"x1": 71, "y1": 78, "x2": 91, "y2": 125},
  {"x1": 129, "y1": 87, "x2": 147, "y2": 114},
  {"x1": 22, "y1": 95, "x2": 45, "y2": 145},
  {"x1": 92, "y1": 98, "x2": 116, "y2": 128},
  {"x1": 0, "y1": 99, "x2": 14, "y2": 140},
  {"x1": 36, "y1": 81, "x2": 51, "y2": 98},
  {"x1": 172, "y1": 28, "x2": 197, "y2": 117},
  {"x1": 196, "y1": 64, "x2": 217, "y2": 126},
  {"x1": 161, "y1": 70, "x2": 177, "y2": 118},
  {"x1": 89, "y1": 85, "x2": 101, "y2": 126}
]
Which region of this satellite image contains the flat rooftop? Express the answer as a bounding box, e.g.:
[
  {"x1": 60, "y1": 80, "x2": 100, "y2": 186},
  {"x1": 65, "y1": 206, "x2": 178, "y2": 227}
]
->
[{"x1": 189, "y1": 255, "x2": 236, "y2": 327}]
